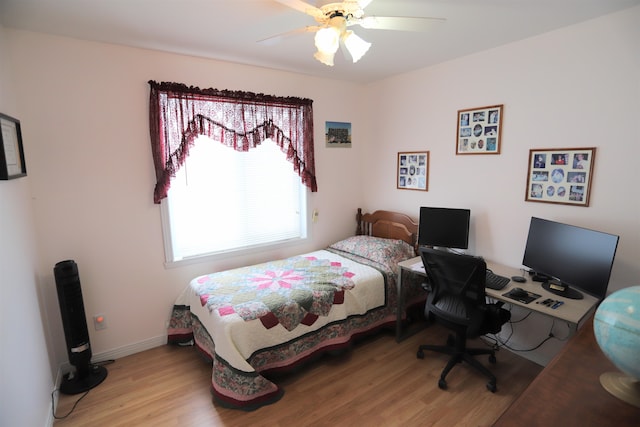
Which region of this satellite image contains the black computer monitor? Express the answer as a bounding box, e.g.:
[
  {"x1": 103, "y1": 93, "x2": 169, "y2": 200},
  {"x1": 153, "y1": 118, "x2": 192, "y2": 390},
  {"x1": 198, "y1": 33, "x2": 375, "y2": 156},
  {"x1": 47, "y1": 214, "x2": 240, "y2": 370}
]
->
[
  {"x1": 418, "y1": 207, "x2": 470, "y2": 250},
  {"x1": 522, "y1": 217, "x2": 619, "y2": 300}
]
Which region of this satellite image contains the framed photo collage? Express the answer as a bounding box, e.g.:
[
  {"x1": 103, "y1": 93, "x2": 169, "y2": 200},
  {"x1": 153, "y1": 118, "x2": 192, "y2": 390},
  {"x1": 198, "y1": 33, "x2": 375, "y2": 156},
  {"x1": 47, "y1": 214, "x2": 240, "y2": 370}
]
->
[{"x1": 395, "y1": 104, "x2": 598, "y2": 206}]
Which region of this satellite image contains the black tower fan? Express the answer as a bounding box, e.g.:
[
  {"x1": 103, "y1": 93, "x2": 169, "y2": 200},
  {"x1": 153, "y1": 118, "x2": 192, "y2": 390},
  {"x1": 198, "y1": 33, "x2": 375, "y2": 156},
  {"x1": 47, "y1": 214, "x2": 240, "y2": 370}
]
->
[{"x1": 54, "y1": 260, "x2": 108, "y2": 394}]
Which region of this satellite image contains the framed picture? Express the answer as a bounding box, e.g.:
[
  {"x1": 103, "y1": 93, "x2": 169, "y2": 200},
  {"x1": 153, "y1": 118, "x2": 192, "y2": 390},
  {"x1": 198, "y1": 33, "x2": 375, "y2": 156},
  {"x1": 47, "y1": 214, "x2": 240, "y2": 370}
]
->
[
  {"x1": 456, "y1": 104, "x2": 503, "y2": 155},
  {"x1": 525, "y1": 147, "x2": 596, "y2": 207},
  {"x1": 0, "y1": 113, "x2": 27, "y2": 180},
  {"x1": 397, "y1": 151, "x2": 429, "y2": 191},
  {"x1": 325, "y1": 121, "x2": 351, "y2": 148}
]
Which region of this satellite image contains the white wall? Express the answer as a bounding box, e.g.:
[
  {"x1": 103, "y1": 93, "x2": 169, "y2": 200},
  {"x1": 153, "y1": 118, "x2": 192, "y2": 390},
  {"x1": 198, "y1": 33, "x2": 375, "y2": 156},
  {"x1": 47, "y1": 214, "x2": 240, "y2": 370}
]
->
[
  {"x1": 363, "y1": 6, "x2": 640, "y2": 363},
  {"x1": 0, "y1": 25, "x2": 55, "y2": 427}
]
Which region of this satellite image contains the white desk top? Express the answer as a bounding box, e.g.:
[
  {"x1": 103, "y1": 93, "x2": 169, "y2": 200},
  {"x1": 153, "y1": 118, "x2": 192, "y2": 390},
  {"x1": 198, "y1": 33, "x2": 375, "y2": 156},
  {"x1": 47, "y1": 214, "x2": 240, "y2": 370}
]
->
[{"x1": 399, "y1": 256, "x2": 598, "y2": 328}]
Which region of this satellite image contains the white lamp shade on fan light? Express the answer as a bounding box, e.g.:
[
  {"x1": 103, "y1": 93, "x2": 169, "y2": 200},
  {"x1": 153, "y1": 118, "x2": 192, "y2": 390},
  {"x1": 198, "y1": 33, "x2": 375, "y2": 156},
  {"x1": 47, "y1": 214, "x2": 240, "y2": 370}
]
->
[
  {"x1": 314, "y1": 26, "x2": 341, "y2": 66},
  {"x1": 313, "y1": 49, "x2": 337, "y2": 66},
  {"x1": 313, "y1": 14, "x2": 371, "y2": 66},
  {"x1": 314, "y1": 27, "x2": 371, "y2": 66},
  {"x1": 342, "y1": 30, "x2": 371, "y2": 63}
]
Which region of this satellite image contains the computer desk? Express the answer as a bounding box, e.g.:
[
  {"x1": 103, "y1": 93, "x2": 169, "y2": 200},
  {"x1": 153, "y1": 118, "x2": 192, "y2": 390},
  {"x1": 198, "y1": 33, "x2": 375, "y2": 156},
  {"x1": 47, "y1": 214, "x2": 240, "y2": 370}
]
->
[{"x1": 396, "y1": 256, "x2": 599, "y2": 342}]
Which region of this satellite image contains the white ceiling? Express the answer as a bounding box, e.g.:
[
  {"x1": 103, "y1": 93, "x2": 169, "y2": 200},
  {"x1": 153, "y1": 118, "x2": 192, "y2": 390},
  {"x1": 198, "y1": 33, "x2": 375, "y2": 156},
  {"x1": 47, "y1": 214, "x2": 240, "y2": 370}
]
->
[{"x1": 1, "y1": 0, "x2": 638, "y2": 84}]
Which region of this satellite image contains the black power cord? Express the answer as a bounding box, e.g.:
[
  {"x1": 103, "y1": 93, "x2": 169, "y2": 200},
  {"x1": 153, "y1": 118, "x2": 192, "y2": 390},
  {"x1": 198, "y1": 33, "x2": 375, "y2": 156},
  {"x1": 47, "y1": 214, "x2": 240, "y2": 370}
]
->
[
  {"x1": 51, "y1": 360, "x2": 115, "y2": 420},
  {"x1": 488, "y1": 318, "x2": 570, "y2": 352},
  {"x1": 52, "y1": 388, "x2": 90, "y2": 420}
]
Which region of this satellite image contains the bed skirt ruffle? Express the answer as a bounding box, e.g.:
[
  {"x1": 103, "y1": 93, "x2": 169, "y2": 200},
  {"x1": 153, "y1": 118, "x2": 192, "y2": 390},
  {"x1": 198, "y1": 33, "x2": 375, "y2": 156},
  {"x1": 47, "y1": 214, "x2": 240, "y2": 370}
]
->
[
  {"x1": 168, "y1": 305, "x2": 400, "y2": 410},
  {"x1": 167, "y1": 266, "x2": 426, "y2": 411}
]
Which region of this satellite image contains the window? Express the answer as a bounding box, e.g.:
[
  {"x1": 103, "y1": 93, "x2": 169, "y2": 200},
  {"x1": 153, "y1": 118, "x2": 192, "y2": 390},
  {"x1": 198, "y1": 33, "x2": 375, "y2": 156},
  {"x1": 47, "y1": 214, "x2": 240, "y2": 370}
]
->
[
  {"x1": 162, "y1": 136, "x2": 307, "y2": 263},
  {"x1": 147, "y1": 81, "x2": 317, "y2": 265}
]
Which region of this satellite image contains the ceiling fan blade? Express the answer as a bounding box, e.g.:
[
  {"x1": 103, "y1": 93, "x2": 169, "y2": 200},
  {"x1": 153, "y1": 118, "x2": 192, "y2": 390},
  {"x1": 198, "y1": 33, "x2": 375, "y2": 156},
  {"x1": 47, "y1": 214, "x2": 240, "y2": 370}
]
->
[
  {"x1": 257, "y1": 26, "x2": 321, "y2": 45},
  {"x1": 273, "y1": 0, "x2": 324, "y2": 20},
  {"x1": 357, "y1": 16, "x2": 446, "y2": 32}
]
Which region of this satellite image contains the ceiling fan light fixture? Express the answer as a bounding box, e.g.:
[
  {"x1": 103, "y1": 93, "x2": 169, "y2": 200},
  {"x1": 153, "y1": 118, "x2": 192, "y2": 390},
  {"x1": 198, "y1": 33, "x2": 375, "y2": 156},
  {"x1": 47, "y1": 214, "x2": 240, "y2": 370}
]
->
[
  {"x1": 314, "y1": 26, "x2": 341, "y2": 54},
  {"x1": 272, "y1": 0, "x2": 446, "y2": 68},
  {"x1": 314, "y1": 49, "x2": 336, "y2": 66},
  {"x1": 342, "y1": 30, "x2": 371, "y2": 63},
  {"x1": 313, "y1": 23, "x2": 342, "y2": 66}
]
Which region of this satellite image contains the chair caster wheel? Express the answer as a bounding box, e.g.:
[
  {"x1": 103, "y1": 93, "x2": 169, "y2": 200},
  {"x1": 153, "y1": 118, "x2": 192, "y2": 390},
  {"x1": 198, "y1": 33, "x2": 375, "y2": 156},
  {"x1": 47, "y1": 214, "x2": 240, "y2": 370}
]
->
[
  {"x1": 417, "y1": 350, "x2": 424, "y2": 359},
  {"x1": 489, "y1": 354, "x2": 497, "y2": 364},
  {"x1": 438, "y1": 378, "x2": 447, "y2": 390},
  {"x1": 487, "y1": 381, "x2": 497, "y2": 393}
]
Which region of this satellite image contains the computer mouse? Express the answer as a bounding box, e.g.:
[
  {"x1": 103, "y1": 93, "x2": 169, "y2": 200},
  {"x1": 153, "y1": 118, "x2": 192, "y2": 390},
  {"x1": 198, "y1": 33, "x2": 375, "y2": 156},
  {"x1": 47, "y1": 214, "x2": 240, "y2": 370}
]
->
[{"x1": 512, "y1": 275, "x2": 526, "y2": 283}]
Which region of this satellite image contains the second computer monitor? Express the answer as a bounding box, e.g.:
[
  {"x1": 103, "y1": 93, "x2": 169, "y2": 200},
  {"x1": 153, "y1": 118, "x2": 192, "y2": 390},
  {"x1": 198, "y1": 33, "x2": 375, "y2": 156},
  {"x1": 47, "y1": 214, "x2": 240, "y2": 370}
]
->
[
  {"x1": 418, "y1": 206, "x2": 470, "y2": 250},
  {"x1": 522, "y1": 216, "x2": 619, "y2": 300}
]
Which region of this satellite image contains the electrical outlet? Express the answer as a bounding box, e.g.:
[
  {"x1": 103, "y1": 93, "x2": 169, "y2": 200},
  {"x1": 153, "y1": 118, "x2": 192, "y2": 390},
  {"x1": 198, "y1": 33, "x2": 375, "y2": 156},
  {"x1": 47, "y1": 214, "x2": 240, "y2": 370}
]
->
[{"x1": 93, "y1": 314, "x2": 107, "y2": 330}]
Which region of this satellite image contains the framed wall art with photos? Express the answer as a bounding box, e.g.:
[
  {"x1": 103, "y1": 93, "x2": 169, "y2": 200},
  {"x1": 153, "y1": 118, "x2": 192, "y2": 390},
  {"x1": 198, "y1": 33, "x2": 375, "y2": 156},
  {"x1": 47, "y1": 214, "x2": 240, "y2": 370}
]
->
[
  {"x1": 456, "y1": 104, "x2": 503, "y2": 155},
  {"x1": 0, "y1": 113, "x2": 27, "y2": 180},
  {"x1": 525, "y1": 147, "x2": 596, "y2": 207},
  {"x1": 397, "y1": 151, "x2": 429, "y2": 191}
]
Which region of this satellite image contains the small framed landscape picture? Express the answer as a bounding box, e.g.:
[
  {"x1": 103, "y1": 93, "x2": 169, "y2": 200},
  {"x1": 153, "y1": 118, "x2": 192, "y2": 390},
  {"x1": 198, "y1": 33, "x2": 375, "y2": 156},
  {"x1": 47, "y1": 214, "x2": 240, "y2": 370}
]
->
[
  {"x1": 397, "y1": 151, "x2": 429, "y2": 191},
  {"x1": 325, "y1": 121, "x2": 352, "y2": 148},
  {"x1": 456, "y1": 104, "x2": 503, "y2": 155},
  {"x1": 525, "y1": 147, "x2": 596, "y2": 207}
]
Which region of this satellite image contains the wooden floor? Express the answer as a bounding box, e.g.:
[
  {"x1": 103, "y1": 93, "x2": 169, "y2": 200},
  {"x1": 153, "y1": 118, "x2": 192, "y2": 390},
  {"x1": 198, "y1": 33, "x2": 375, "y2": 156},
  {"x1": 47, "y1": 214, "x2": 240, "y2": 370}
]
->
[{"x1": 54, "y1": 325, "x2": 542, "y2": 427}]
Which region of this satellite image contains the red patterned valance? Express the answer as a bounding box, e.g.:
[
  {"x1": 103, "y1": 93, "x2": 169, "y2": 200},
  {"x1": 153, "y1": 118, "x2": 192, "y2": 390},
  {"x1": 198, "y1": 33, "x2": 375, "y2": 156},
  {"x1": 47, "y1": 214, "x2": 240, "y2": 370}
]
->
[{"x1": 148, "y1": 80, "x2": 317, "y2": 204}]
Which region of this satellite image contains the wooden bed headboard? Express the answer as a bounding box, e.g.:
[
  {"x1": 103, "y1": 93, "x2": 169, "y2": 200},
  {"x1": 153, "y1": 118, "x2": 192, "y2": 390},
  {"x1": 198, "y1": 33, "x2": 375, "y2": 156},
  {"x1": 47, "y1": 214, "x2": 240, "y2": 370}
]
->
[{"x1": 356, "y1": 208, "x2": 419, "y2": 252}]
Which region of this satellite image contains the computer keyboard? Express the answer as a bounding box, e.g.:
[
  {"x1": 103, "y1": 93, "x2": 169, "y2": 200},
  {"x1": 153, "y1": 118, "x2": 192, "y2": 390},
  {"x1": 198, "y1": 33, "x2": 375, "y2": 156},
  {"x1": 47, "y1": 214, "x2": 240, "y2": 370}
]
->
[{"x1": 485, "y1": 270, "x2": 510, "y2": 290}]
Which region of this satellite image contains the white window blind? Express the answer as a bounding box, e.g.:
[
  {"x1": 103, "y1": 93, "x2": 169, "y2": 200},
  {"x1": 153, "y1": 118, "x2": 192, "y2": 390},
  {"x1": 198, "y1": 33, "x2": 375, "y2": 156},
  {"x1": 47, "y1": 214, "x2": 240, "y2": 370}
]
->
[{"x1": 163, "y1": 136, "x2": 307, "y2": 262}]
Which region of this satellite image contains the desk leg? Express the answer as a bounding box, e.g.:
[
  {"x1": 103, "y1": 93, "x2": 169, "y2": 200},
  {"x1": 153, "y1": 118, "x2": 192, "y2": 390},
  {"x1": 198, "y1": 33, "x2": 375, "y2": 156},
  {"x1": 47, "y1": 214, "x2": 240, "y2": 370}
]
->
[{"x1": 396, "y1": 268, "x2": 404, "y2": 342}]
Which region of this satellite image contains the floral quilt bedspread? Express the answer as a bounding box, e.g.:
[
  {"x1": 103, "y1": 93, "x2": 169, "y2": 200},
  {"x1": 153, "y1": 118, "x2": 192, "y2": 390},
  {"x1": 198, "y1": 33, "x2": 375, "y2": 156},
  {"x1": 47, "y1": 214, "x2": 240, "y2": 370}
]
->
[
  {"x1": 167, "y1": 236, "x2": 422, "y2": 411},
  {"x1": 194, "y1": 255, "x2": 358, "y2": 331}
]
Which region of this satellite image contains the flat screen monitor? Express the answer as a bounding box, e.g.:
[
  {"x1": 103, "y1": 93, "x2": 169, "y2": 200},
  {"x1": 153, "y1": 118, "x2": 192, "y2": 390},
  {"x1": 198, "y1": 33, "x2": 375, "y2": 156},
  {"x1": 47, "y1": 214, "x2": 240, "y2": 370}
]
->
[
  {"x1": 522, "y1": 217, "x2": 619, "y2": 300},
  {"x1": 418, "y1": 207, "x2": 470, "y2": 250}
]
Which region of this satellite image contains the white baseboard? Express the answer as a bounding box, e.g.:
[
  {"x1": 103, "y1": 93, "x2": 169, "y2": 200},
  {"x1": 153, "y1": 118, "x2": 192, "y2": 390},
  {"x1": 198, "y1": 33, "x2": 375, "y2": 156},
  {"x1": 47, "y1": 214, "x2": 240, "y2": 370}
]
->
[
  {"x1": 92, "y1": 334, "x2": 168, "y2": 363},
  {"x1": 57, "y1": 334, "x2": 167, "y2": 374},
  {"x1": 48, "y1": 364, "x2": 65, "y2": 427}
]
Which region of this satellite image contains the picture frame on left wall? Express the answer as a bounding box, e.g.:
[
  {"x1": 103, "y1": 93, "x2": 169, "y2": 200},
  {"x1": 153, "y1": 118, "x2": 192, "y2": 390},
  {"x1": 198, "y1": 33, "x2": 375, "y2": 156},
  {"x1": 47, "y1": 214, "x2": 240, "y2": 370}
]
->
[
  {"x1": 0, "y1": 113, "x2": 27, "y2": 180},
  {"x1": 397, "y1": 151, "x2": 429, "y2": 191}
]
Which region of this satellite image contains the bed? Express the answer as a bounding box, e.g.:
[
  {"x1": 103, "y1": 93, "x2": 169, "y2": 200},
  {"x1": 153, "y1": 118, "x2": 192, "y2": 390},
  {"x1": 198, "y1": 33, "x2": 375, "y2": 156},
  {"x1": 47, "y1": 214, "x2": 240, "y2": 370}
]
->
[{"x1": 167, "y1": 208, "x2": 425, "y2": 410}]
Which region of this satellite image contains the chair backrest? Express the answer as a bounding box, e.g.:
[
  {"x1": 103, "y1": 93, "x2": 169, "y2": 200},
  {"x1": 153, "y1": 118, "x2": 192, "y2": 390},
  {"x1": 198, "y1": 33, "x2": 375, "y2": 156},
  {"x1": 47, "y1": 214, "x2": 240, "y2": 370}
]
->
[{"x1": 419, "y1": 247, "x2": 487, "y2": 306}]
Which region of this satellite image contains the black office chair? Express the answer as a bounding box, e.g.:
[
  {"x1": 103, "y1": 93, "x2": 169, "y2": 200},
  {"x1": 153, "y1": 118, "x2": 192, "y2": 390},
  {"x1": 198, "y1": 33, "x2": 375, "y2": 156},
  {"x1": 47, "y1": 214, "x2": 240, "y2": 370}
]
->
[{"x1": 416, "y1": 247, "x2": 511, "y2": 392}]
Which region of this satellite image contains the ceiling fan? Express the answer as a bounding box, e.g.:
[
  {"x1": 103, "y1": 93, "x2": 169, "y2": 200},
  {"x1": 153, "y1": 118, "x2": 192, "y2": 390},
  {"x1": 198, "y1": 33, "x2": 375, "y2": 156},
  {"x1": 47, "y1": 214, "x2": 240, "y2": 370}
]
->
[{"x1": 264, "y1": 0, "x2": 446, "y2": 66}]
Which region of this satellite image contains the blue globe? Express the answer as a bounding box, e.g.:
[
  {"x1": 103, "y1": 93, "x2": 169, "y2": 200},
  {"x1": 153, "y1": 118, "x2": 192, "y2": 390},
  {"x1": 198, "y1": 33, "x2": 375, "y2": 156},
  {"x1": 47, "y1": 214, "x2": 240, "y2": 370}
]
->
[{"x1": 593, "y1": 286, "x2": 640, "y2": 380}]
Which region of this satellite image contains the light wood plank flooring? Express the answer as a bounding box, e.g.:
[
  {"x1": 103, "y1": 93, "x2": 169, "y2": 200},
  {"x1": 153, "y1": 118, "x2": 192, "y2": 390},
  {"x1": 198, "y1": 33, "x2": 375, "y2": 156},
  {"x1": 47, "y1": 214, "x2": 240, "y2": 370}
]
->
[{"x1": 54, "y1": 325, "x2": 542, "y2": 427}]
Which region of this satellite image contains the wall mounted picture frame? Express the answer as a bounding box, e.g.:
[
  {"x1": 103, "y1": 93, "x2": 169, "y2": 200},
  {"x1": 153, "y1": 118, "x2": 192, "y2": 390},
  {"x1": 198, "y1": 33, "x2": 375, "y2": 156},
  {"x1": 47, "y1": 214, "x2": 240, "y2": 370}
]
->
[
  {"x1": 0, "y1": 113, "x2": 27, "y2": 180},
  {"x1": 525, "y1": 147, "x2": 596, "y2": 207},
  {"x1": 325, "y1": 121, "x2": 352, "y2": 148},
  {"x1": 397, "y1": 151, "x2": 429, "y2": 191},
  {"x1": 456, "y1": 104, "x2": 503, "y2": 155}
]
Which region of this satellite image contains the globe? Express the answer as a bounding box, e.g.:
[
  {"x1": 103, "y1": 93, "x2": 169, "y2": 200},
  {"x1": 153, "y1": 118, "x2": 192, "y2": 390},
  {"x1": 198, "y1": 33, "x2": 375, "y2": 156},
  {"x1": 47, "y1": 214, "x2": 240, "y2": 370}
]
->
[{"x1": 593, "y1": 286, "x2": 640, "y2": 408}]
